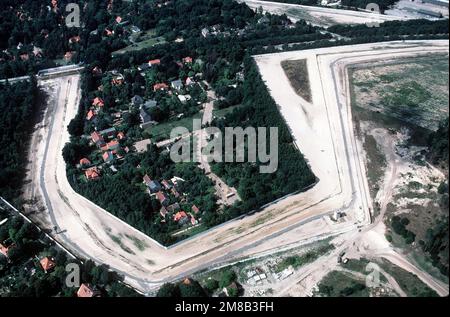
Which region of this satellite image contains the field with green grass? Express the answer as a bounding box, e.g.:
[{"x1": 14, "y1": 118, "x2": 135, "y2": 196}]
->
[
  {"x1": 350, "y1": 55, "x2": 449, "y2": 131},
  {"x1": 147, "y1": 112, "x2": 203, "y2": 141},
  {"x1": 112, "y1": 29, "x2": 166, "y2": 57}
]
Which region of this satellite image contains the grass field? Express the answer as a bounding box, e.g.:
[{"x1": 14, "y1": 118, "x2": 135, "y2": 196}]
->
[
  {"x1": 315, "y1": 270, "x2": 370, "y2": 297},
  {"x1": 376, "y1": 259, "x2": 439, "y2": 297},
  {"x1": 281, "y1": 59, "x2": 312, "y2": 103},
  {"x1": 148, "y1": 112, "x2": 203, "y2": 141},
  {"x1": 350, "y1": 55, "x2": 449, "y2": 131},
  {"x1": 112, "y1": 29, "x2": 166, "y2": 57}
]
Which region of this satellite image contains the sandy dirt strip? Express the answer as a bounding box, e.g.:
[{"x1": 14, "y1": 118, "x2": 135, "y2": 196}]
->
[
  {"x1": 241, "y1": 0, "x2": 410, "y2": 27},
  {"x1": 24, "y1": 40, "x2": 448, "y2": 294}
]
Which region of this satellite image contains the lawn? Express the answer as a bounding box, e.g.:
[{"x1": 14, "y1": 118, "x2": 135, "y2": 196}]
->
[
  {"x1": 281, "y1": 59, "x2": 312, "y2": 103},
  {"x1": 147, "y1": 112, "x2": 203, "y2": 141},
  {"x1": 112, "y1": 29, "x2": 167, "y2": 57},
  {"x1": 316, "y1": 271, "x2": 370, "y2": 297}
]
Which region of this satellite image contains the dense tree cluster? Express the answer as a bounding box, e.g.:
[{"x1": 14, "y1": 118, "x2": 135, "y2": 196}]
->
[
  {"x1": 427, "y1": 117, "x2": 449, "y2": 169},
  {"x1": 0, "y1": 208, "x2": 140, "y2": 297},
  {"x1": 0, "y1": 79, "x2": 38, "y2": 201},
  {"x1": 328, "y1": 19, "x2": 449, "y2": 38}
]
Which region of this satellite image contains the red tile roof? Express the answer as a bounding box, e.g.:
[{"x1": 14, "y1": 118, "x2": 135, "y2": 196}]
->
[
  {"x1": 77, "y1": 283, "x2": 99, "y2": 297},
  {"x1": 156, "y1": 191, "x2": 167, "y2": 204},
  {"x1": 117, "y1": 132, "x2": 125, "y2": 140},
  {"x1": 92, "y1": 97, "x2": 104, "y2": 107},
  {"x1": 182, "y1": 56, "x2": 193, "y2": 64},
  {"x1": 91, "y1": 131, "x2": 104, "y2": 144},
  {"x1": 143, "y1": 174, "x2": 152, "y2": 185},
  {"x1": 153, "y1": 83, "x2": 168, "y2": 91},
  {"x1": 79, "y1": 158, "x2": 91, "y2": 166},
  {"x1": 173, "y1": 211, "x2": 187, "y2": 222},
  {"x1": 115, "y1": 16, "x2": 122, "y2": 23},
  {"x1": 0, "y1": 243, "x2": 13, "y2": 257},
  {"x1": 191, "y1": 205, "x2": 200, "y2": 214},
  {"x1": 107, "y1": 140, "x2": 120, "y2": 150},
  {"x1": 40, "y1": 257, "x2": 56, "y2": 272},
  {"x1": 85, "y1": 167, "x2": 100, "y2": 180},
  {"x1": 86, "y1": 110, "x2": 95, "y2": 121},
  {"x1": 102, "y1": 151, "x2": 113, "y2": 162},
  {"x1": 148, "y1": 59, "x2": 161, "y2": 66}
]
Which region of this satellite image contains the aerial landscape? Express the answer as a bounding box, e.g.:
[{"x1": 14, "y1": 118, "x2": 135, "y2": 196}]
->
[{"x1": 0, "y1": 0, "x2": 448, "y2": 302}]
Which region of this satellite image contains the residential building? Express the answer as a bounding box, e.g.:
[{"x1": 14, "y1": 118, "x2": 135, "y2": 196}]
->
[
  {"x1": 138, "y1": 63, "x2": 150, "y2": 71},
  {"x1": 148, "y1": 59, "x2": 161, "y2": 67},
  {"x1": 182, "y1": 56, "x2": 193, "y2": 64},
  {"x1": 191, "y1": 205, "x2": 200, "y2": 214},
  {"x1": 185, "y1": 77, "x2": 195, "y2": 86},
  {"x1": 171, "y1": 79, "x2": 183, "y2": 91},
  {"x1": 148, "y1": 180, "x2": 162, "y2": 193},
  {"x1": 161, "y1": 180, "x2": 172, "y2": 190},
  {"x1": 173, "y1": 211, "x2": 188, "y2": 222},
  {"x1": 99, "y1": 127, "x2": 116, "y2": 138},
  {"x1": 131, "y1": 95, "x2": 144, "y2": 106},
  {"x1": 0, "y1": 243, "x2": 13, "y2": 258},
  {"x1": 140, "y1": 108, "x2": 155, "y2": 129},
  {"x1": 160, "y1": 206, "x2": 168, "y2": 218},
  {"x1": 77, "y1": 283, "x2": 100, "y2": 297},
  {"x1": 117, "y1": 132, "x2": 126, "y2": 140},
  {"x1": 143, "y1": 174, "x2": 152, "y2": 186},
  {"x1": 156, "y1": 191, "x2": 169, "y2": 206},
  {"x1": 79, "y1": 158, "x2": 91, "y2": 166},
  {"x1": 153, "y1": 83, "x2": 169, "y2": 92},
  {"x1": 106, "y1": 140, "x2": 120, "y2": 151},
  {"x1": 92, "y1": 97, "x2": 104, "y2": 108},
  {"x1": 143, "y1": 99, "x2": 157, "y2": 110},
  {"x1": 102, "y1": 151, "x2": 114, "y2": 163},
  {"x1": 86, "y1": 110, "x2": 95, "y2": 121},
  {"x1": 40, "y1": 257, "x2": 56, "y2": 273},
  {"x1": 85, "y1": 167, "x2": 100, "y2": 180},
  {"x1": 91, "y1": 131, "x2": 105, "y2": 147}
]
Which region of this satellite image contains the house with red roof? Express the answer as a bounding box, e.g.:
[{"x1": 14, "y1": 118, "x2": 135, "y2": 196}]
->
[
  {"x1": 105, "y1": 28, "x2": 114, "y2": 36},
  {"x1": 0, "y1": 243, "x2": 14, "y2": 258},
  {"x1": 143, "y1": 174, "x2": 152, "y2": 186},
  {"x1": 115, "y1": 16, "x2": 122, "y2": 23},
  {"x1": 79, "y1": 158, "x2": 91, "y2": 166},
  {"x1": 102, "y1": 151, "x2": 114, "y2": 163},
  {"x1": 153, "y1": 83, "x2": 169, "y2": 92},
  {"x1": 173, "y1": 211, "x2": 188, "y2": 222},
  {"x1": 92, "y1": 97, "x2": 104, "y2": 107},
  {"x1": 64, "y1": 51, "x2": 74, "y2": 61},
  {"x1": 77, "y1": 283, "x2": 100, "y2": 297},
  {"x1": 91, "y1": 131, "x2": 105, "y2": 147},
  {"x1": 85, "y1": 167, "x2": 100, "y2": 180},
  {"x1": 106, "y1": 140, "x2": 120, "y2": 151},
  {"x1": 185, "y1": 77, "x2": 195, "y2": 86},
  {"x1": 117, "y1": 132, "x2": 126, "y2": 140},
  {"x1": 86, "y1": 109, "x2": 95, "y2": 121},
  {"x1": 191, "y1": 205, "x2": 200, "y2": 214},
  {"x1": 148, "y1": 59, "x2": 161, "y2": 67},
  {"x1": 69, "y1": 35, "x2": 81, "y2": 44},
  {"x1": 182, "y1": 56, "x2": 193, "y2": 64},
  {"x1": 156, "y1": 191, "x2": 169, "y2": 206},
  {"x1": 40, "y1": 257, "x2": 56, "y2": 273},
  {"x1": 160, "y1": 206, "x2": 168, "y2": 218}
]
